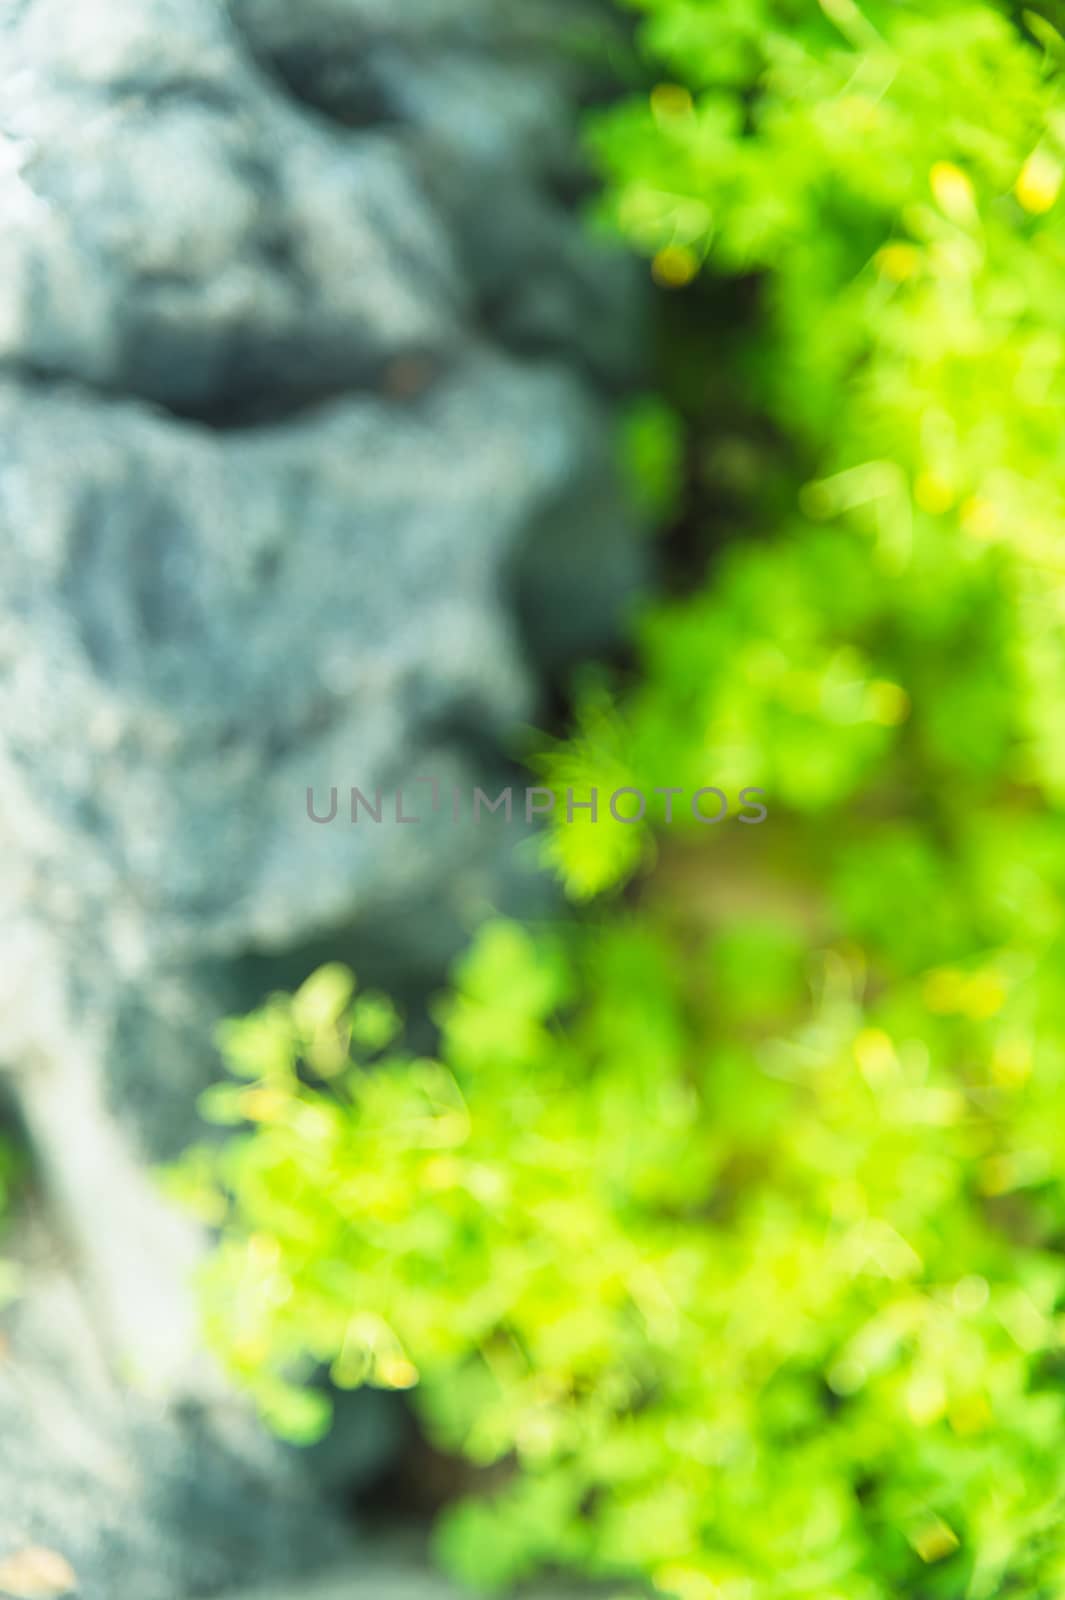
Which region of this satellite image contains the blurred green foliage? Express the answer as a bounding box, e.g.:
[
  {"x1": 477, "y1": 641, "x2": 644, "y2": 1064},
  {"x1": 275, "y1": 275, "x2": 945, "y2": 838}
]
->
[
  {"x1": 177, "y1": 3, "x2": 1065, "y2": 1597},
  {"x1": 548, "y1": 0, "x2": 1065, "y2": 896},
  {"x1": 618, "y1": 395, "x2": 685, "y2": 520}
]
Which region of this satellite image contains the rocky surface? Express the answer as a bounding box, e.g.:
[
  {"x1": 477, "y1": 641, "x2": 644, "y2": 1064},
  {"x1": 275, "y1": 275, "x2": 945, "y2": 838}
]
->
[
  {"x1": 0, "y1": 1216, "x2": 362, "y2": 1600},
  {"x1": 217, "y1": 1540, "x2": 627, "y2": 1600},
  {"x1": 0, "y1": 0, "x2": 646, "y2": 1594}
]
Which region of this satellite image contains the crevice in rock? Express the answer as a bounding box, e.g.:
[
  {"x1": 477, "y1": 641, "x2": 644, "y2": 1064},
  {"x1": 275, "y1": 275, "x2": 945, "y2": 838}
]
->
[
  {"x1": 0, "y1": 352, "x2": 446, "y2": 432},
  {"x1": 224, "y1": 8, "x2": 410, "y2": 134},
  {"x1": 250, "y1": 48, "x2": 406, "y2": 131}
]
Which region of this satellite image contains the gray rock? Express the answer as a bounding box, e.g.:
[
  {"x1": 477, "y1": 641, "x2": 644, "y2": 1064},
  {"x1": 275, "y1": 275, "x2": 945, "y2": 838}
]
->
[
  {"x1": 0, "y1": 360, "x2": 599, "y2": 968},
  {"x1": 215, "y1": 1535, "x2": 633, "y2": 1600},
  {"x1": 226, "y1": 0, "x2": 642, "y2": 392},
  {"x1": 0, "y1": 1215, "x2": 357, "y2": 1600},
  {"x1": 1, "y1": 0, "x2": 461, "y2": 415},
  {"x1": 0, "y1": 0, "x2": 647, "y2": 1592}
]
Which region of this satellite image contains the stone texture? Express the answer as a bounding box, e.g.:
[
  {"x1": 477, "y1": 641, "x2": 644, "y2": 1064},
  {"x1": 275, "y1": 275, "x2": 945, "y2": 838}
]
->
[
  {"x1": 0, "y1": 1215, "x2": 358, "y2": 1600},
  {"x1": 0, "y1": 0, "x2": 646, "y2": 1592},
  {"x1": 217, "y1": 1539, "x2": 626, "y2": 1600}
]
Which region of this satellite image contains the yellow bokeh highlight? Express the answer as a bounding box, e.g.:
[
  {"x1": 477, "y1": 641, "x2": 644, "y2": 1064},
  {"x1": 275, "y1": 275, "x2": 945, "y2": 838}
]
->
[
  {"x1": 376, "y1": 1353, "x2": 419, "y2": 1390},
  {"x1": 877, "y1": 242, "x2": 921, "y2": 282},
  {"x1": 1016, "y1": 147, "x2": 1063, "y2": 214},
  {"x1": 923, "y1": 967, "x2": 966, "y2": 1013},
  {"x1": 854, "y1": 1027, "x2": 898, "y2": 1086},
  {"x1": 914, "y1": 470, "x2": 955, "y2": 515},
  {"x1": 905, "y1": 1371, "x2": 947, "y2": 1426},
  {"x1": 991, "y1": 1036, "x2": 1032, "y2": 1087},
  {"x1": 239, "y1": 1087, "x2": 289, "y2": 1123},
  {"x1": 653, "y1": 245, "x2": 699, "y2": 288},
  {"x1": 960, "y1": 495, "x2": 999, "y2": 540},
  {"x1": 651, "y1": 82, "x2": 694, "y2": 121},
  {"x1": 922, "y1": 966, "x2": 1006, "y2": 1018},
  {"x1": 910, "y1": 1516, "x2": 960, "y2": 1564},
  {"x1": 964, "y1": 970, "x2": 1007, "y2": 1019},
  {"x1": 930, "y1": 161, "x2": 977, "y2": 224}
]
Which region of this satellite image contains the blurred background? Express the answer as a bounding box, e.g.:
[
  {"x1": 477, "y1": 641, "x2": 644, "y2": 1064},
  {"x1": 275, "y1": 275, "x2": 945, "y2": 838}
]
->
[{"x1": 5, "y1": 2, "x2": 1065, "y2": 1599}]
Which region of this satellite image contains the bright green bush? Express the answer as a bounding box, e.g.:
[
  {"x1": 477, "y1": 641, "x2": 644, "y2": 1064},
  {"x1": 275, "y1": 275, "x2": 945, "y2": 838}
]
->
[
  {"x1": 179, "y1": 913, "x2": 1065, "y2": 1599},
  {"x1": 177, "y1": 4, "x2": 1065, "y2": 1597},
  {"x1": 547, "y1": 0, "x2": 1065, "y2": 899}
]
